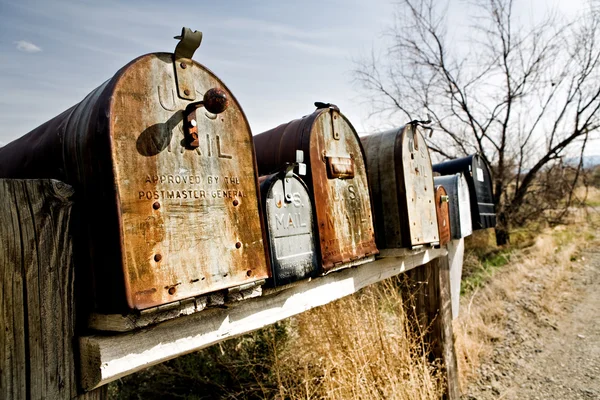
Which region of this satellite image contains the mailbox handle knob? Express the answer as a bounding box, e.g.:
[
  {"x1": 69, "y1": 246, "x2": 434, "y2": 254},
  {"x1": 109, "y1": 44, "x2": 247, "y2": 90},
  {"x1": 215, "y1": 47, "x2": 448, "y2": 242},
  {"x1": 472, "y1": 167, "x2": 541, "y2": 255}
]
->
[
  {"x1": 203, "y1": 88, "x2": 229, "y2": 115},
  {"x1": 183, "y1": 88, "x2": 229, "y2": 149}
]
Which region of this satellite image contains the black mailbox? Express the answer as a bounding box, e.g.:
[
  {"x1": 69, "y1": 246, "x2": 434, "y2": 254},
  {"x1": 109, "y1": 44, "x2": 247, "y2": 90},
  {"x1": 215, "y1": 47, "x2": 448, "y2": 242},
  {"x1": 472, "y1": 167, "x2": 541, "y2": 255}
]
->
[
  {"x1": 260, "y1": 162, "x2": 318, "y2": 286},
  {"x1": 432, "y1": 154, "x2": 496, "y2": 230}
]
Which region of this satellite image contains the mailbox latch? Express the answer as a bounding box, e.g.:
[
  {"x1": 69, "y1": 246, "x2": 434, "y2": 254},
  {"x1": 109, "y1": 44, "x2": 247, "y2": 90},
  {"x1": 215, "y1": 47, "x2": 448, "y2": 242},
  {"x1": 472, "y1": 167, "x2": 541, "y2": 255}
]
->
[
  {"x1": 183, "y1": 88, "x2": 229, "y2": 149},
  {"x1": 281, "y1": 150, "x2": 306, "y2": 203},
  {"x1": 174, "y1": 27, "x2": 203, "y2": 101},
  {"x1": 326, "y1": 156, "x2": 355, "y2": 179}
]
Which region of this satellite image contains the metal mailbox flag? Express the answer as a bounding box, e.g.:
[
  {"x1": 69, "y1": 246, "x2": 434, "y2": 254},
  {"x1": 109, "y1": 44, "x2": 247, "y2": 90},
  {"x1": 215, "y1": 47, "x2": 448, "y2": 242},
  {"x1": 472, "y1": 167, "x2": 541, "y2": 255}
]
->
[
  {"x1": 0, "y1": 28, "x2": 270, "y2": 314},
  {"x1": 253, "y1": 103, "x2": 378, "y2": 272},
  {"x1": 361, "y1": 124, "x2": 439, "y2": 249}
]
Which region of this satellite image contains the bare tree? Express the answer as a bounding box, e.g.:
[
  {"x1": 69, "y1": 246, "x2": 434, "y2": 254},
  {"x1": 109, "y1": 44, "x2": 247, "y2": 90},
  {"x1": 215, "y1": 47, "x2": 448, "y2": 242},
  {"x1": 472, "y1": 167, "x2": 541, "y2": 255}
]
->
[{"x1": 355, "y1": 0, "x2": 600, "y2": 245}]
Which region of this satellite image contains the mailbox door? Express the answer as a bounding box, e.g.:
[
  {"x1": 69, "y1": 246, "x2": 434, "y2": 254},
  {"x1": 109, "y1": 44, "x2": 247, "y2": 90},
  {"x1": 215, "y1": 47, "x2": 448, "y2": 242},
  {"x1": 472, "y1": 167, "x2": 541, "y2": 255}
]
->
[
  {"x1": 111, "y1": 53, "x2": 268, "y2": 310},
  {"x1": 263, "y1": 174, "x2": 317, "y2": 286},
  {"x1": 398, "y1": 125, "x2": 439, "y2": 246},
  {"x1": 457, "y1": 173, "x2": 473, "y2": 237},
  {"x1": 308, "y1": 109, "x2": 378, "y2": 270},
  {"x1": 434, "y1": 175, "x2": 460, "y2": 240},
  {"x1": 470, "y1": 155, "x2": 496, "y2": 229},
  {"x1": 435, "y1": 185, "x2": 451, "y2": 246}
]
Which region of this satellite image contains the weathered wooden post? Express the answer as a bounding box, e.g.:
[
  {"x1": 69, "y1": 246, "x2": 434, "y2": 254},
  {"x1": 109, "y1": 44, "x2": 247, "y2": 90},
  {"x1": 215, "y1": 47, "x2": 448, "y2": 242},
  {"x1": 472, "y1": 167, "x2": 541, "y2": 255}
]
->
[
  {"x1": 0, "y1": 179, "x2": 107, "y2": 399},
  {"x1": 406, "y1": 256, "x2": 460, "y2": 399}
]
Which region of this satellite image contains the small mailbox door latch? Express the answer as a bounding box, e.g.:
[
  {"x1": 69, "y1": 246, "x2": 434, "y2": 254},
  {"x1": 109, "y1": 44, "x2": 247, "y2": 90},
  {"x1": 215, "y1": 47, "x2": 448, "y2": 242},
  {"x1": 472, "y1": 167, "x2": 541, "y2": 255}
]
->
[
  {"x1": 326, "y1": 156, "x2": 355, "y2": 179},
  {"x1": 281, "y1": 150, "x2": 306, "y2": 203}
]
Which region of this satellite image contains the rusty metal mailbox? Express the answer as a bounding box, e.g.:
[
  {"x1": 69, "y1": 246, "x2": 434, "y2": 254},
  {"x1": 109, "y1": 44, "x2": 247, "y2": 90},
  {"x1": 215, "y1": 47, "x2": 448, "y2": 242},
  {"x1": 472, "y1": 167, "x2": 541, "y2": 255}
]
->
[
  {"x1": 253, "y1": 103, "x2": 378, "y2": 272},
  {"x1": 260, "y1": 163, "x2": 318, "y2": 286},
  {"x1": 434, "y1": 174, "x2": 473, "y2": 239},
  {"x1": 361, "y1": 124, "x2": 439, "y2": 249},
  {"x1": 433, "y1": 154, "x2": 496, "y2": 230},
  {"x1": 0, "y1": 28, "x2": 270, "y2": 314},
  {"x1": 435, "y1": 185, "x2": 451, "y2": 246}
]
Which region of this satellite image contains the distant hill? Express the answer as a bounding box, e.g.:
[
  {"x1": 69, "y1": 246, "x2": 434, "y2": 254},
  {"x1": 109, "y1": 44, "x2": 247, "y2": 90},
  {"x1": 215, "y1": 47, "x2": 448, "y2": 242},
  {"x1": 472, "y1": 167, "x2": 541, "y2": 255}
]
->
[{"x1": 564, "y1": 155, "x2": 600, "y2": 169}]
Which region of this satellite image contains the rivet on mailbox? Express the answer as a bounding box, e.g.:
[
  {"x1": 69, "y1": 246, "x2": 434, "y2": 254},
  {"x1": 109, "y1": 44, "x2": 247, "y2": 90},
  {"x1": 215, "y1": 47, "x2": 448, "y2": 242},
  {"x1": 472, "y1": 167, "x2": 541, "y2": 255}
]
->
[
  {"x1": 361, "y1": 123, "x2": 439, "y2": 249},
  {"x1": 253, "y1": 103, "x2": 379, "y2": 272},
  {"x1": 260, "y1": 151, "x2": 318, "y2": 286},
  {"x1": 433, "y1": 154, "x2": 496, "y2": 230},
  {"x1": 433, "y1": 173, "x2": 473, "y2": 239},
  {"x1": 434, "y1": 185, "x2": 451, "y2": 247},
  {"x1": 0, "y1": 27, "x2": 270, "y2": 316}
]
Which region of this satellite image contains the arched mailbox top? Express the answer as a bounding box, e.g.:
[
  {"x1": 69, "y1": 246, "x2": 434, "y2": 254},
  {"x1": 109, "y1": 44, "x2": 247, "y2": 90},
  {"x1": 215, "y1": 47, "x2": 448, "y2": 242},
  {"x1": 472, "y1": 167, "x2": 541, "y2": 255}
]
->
[
  {"x1": 361, "y1": 124, "x2": 439, "y2": 249},
  {"x1": 0, "y1": 48, "x2": 269, "y2": 314},
  {"x1": 432, "y1": 154, "x2": 496, "y2": 230},
  {"x1": 254, "y1": 105, "x2": 378, "y2": 271}
]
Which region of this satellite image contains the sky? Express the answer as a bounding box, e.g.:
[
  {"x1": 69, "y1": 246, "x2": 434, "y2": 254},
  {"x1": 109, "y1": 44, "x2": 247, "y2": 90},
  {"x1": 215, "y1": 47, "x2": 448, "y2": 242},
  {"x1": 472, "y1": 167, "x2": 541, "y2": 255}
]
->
[{"x1": 0, "y1": 0, "x2": 598, "y2": 157}]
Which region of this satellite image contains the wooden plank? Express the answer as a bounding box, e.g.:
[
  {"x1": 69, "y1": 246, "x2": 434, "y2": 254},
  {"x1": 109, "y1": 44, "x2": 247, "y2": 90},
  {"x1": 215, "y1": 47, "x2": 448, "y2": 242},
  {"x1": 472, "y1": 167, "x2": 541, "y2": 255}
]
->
[
  {"x1": 447, "y1": 238, "x2": 465, "y2": 319},
  {"x1": 406, "y1": 256, "x2": 460, "y2": 399},
  {"x1": 0, "y1": 179, "x2": 107, "y2": 400},
  {"x1": 79, "y1": 247, "x2": 447, "y2": 391}
]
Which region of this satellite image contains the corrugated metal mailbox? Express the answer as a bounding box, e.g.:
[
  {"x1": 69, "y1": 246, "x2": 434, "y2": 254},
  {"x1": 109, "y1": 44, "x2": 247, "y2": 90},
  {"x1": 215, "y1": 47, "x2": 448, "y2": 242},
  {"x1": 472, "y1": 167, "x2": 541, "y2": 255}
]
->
[
  {"x1": 361, "y1": 124, "x2": 439, "y2": 249},
  {"x1": 434, "y1": 185, "x2": 451, "y2": 247},
  {"x1": 433, "y1": 174, "x2": 473, "y2": 239},
  {"x1": 253, "y1": 103, "x2": 378, "y2": 271},
  {"x1": 260, "y1": 157, "x2": 318, "y2": 286},
  {"x1": 0, "y1": 28, "x2": 270, "y2": 314},
  {"x1": 433, "y1": 154, "x2": 496, "y2": 230}
]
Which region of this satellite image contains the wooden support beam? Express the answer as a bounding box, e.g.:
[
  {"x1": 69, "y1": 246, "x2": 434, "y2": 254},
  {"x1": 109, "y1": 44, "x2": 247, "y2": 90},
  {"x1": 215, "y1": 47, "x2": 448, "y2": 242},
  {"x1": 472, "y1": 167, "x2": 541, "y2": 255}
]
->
[
  {"x1": 0, "y1": 180, "x2": 107, "y2": 400},
  {"x1": 79, "y1": 247, "x2": 447, "y2": 391},
  {"x1": 447, "y1": 238, "x2": 465, "y2": 319},
  {"x1": 406, "y1": 256, "x2": 460, "y2": 399}
]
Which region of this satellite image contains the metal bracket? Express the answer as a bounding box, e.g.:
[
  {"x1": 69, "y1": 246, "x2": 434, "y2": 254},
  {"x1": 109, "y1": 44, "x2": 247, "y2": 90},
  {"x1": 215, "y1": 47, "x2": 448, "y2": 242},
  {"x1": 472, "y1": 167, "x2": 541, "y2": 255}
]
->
[
  {"x1": 174, "y1": 27, "x2": 202, "y2": 101},
  {"x1": 314, "y1": 101, "x2": 340, "y2": 112},
  {"x1": 281, "y1": 150, "x2": 306, "y2": 204}
]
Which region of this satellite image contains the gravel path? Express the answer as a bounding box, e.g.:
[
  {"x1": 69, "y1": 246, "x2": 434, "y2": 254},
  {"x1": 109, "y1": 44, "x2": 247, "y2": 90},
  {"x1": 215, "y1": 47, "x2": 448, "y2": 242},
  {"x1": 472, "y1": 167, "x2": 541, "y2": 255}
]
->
[{"x1": 463, "y1": 244, "x2": 600, "y2": 399}]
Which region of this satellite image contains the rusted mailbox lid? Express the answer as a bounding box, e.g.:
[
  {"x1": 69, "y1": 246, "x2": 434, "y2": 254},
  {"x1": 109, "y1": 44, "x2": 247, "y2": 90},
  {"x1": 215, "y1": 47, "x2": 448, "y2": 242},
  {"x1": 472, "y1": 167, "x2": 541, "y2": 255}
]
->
[
  {"x1": 435, "y1": 185, "x2": 451, "y2": 246},
  {"x1": 434, "y1": 173, "x2": 473, "y2": 239},
  {"x1": 0, "y1": 29, "x2": 270, "y2": 313},
  {"x1": 361, "y1": 124, "x2": 439, "y2": 249},
  {"x1": 260, "y1": 171, "x2": 317, "y2": 286},
  {"x1": 432, "y1": 154, "x2": 496, "y2": 230},
  {"x1": 253, "y1": 103, "x2": 378, "y2": 271}
]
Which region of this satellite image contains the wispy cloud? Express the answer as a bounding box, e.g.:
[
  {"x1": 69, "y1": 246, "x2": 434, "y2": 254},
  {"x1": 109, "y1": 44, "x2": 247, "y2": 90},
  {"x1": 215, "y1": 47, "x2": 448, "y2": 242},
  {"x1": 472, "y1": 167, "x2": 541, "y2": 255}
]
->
[{"x1": 15, "y1": 40, "x2": 42, "y2": 53}]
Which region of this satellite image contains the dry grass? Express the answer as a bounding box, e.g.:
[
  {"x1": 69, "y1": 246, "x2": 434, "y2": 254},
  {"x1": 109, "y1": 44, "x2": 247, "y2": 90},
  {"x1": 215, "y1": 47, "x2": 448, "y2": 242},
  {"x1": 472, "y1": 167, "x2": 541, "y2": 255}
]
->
[
  {"x1": 271, "y1": 277, "x2": 445, "y2": 400},
  {"x1": 453, "y1": 210, "x2": 597, "y2": 389},
  {"x1": 110, "y1": 276, "x2": 445, "y2": 400}
]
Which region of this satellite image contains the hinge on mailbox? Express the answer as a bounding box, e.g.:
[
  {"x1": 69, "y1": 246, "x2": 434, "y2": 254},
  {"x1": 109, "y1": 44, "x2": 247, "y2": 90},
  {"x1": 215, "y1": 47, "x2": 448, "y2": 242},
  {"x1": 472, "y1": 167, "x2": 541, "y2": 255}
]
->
[
  {"x1": 408, "y1": 116, "x2": 434, "y2": 143},
  {"x1": 174, "y1": 27, "x2": 203, "y2": 101}
]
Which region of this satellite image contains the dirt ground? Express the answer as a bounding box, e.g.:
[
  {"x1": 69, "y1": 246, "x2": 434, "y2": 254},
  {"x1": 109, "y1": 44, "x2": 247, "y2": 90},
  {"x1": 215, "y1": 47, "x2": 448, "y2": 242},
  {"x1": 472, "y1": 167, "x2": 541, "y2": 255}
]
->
[{"x1": 462, "y1": 241, "x2": 600, "y2": 399}]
